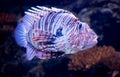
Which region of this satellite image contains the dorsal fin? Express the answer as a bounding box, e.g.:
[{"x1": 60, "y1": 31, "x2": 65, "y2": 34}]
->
[{"x1": 24, "y1": 6, "x2": 76, "y2": 20}]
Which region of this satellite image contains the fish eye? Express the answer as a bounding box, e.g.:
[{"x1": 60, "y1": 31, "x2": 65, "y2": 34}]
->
[{"x1": 78, "y1": 23, "x2": 82, "y2": 29}]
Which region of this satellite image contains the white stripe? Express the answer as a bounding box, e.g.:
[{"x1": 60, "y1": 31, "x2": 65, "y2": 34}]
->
[
  {"x1": 53, "y1": 13, "x2": 65, "y2": 34},
  {"x1": 39, "y1": 16, "x2": 44, "y2": 31},
  {"x1": 29, "y1": 29, "x2": 34, "y2": 46},
  {"x1": 64, "y1": 15, "x2": 72, "y2": 27},
  {"x1": 51, "y1": 13, "x2": 61, "y2": 34},
  {"x1": 35, "y1": 21, "x2": 39, "y2": 36},
  {"x1": 49, "y1": 12, "x2": 59, "y2": 34},
  {"x1": 47, "y1": 12, "x2": 56, "y2": 33},
  {"x1": 52, "y1": 13, "x2": 63, "y2": 34},
  {"x1": 42, "y1": 14, "x2": 49, "y2": 32},
  {"x1": 62, "y1": 15, "x2": 72, "y2": 35}
]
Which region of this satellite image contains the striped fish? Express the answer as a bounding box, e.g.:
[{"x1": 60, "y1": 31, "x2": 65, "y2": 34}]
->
[{"x1": 14, "y1": 6, "x2": 98, "y2": 60}]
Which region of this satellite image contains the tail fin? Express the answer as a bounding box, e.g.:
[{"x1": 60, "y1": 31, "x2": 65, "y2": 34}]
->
[
  {"x1": 14, "y1": 14, "x2": 35, "y2": 47},
  {"x1": 14, "y1": 23, "x2": 27, "y2": 47}
]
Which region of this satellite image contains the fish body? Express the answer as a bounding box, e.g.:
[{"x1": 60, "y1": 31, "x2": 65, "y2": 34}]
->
[{"x1": 14, "y1": 6, "x2": 98, "y2": 60}]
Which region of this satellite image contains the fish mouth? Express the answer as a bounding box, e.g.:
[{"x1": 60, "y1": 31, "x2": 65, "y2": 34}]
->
[
  {"x1": 85, "y1": 36, "x2": 98, "y2": 49},
  {"x1": 81, "y1": 35, "x2": 98, "y2": 50}
]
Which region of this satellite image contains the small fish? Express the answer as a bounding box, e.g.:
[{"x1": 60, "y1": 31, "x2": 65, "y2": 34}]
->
[{"x1": 14, "y1": 6, "x2": 98, "y2": 60}]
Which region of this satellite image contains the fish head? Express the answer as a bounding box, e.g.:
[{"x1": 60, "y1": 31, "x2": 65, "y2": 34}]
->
[
  {"x1": 76, "y1": 21, "x2": 98, "y2": 50},
  {"x1": 54, "y1": 20, "x2": 98, "y2": 54}
]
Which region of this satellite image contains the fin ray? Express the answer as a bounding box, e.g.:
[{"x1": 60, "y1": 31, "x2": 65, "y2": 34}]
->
[
  {"x1": 14, "y1": 23, "x2": 27, "y2": 47},
  {"x1": 26, "y1": 43, "x2": 36, "y2": 60}
]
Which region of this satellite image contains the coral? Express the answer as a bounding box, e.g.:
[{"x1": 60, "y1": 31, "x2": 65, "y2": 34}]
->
[
  {"x1": 68, "y1": 46, "x2": 120, "y2": 77},
  {"x1": 68, "y1": 46, "x2": 116, "y2": 70}
]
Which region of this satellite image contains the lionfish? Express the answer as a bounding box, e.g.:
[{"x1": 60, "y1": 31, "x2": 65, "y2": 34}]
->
[{"x1": 14, "y1": 6, "x2": 98, "y2": 60}]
